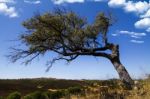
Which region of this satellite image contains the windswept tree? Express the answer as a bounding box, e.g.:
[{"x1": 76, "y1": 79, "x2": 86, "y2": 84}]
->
[{"x1": 9, "y1": 9, "x2": 134, "y2": 88}]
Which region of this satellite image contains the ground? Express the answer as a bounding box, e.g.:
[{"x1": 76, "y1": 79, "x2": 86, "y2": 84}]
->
[{"x1": 0, "y1": 78, "x2": 150, "y2": 99}]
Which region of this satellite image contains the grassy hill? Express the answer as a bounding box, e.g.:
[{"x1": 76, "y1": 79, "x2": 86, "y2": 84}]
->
[{"x1": 0, "y1": 78, "x2": 150, "y2": 99}]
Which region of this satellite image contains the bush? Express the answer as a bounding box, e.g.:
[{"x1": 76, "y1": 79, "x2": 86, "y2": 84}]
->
[
  {"x1": 23, "y1": 94, "x2": 32, "y2": 99},
  {"x1": 23, "y1": 91, "x2": 48, "y2": 99},
  {"x1": 0, "y1": 96, "x2": 3, "y2": 99},
  {"x1": 45, "y1": 91, "x2": 65, "y2": 99},
  {"x1": 67, "y1": 86, "x2": 82, "y2": 95},
  {"x1": 7, "y1": 91, "x2": 21, "y2": 99}
]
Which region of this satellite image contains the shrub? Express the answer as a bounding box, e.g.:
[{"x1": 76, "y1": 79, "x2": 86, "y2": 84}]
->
[
  {"x1": 23, "y1": 94, "x2": 32, "y2": 99},
  {"x1": 23, "y1": 91, "x2": 48, "y2": 99},
  {"x1": 0, "y1": 96, "x2": 3, "y2": 99},
  {"x1": 45, "y1": 91, "x2": 65, "y2": 99},
  {"x1": 67, "y1": 86, "x2": 82, "y2": 95},
  {"x1": 7, "y1": 91, "x2": 21, "y2": 99}
]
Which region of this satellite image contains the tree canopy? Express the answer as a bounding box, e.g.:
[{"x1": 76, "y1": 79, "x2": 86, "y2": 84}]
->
[{"x1": 10, "y1": 9, "x2": 113, "y2": 69}]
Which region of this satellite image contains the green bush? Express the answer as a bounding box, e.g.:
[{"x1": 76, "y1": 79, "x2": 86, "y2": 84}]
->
[
  {"x1": 67, "y1": 86, "x2": 82, "y2": 95},
  {"x1": 23, "y1": 94, "x2": 32, "y2": 99},
  {"x1": 45, "y1": 91, "x2": 65, "y2": 99},
  {"x1": 23, "y1": 91, "x2": 48, "y2": 99},
  {"x1": 7, "y1": 91, "x2": 21, "y2": 99},
  {"x1": 0, "y1": 96, "x2": 3, "y2": 99}
]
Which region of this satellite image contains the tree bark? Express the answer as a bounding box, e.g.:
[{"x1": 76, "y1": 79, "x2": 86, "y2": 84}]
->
[
  {"x1": 110, "y1": 57, "x2": 134, "y2": 89},
  {"x1": 109, "y1": 44, "x2": 134, "y2": 89}
]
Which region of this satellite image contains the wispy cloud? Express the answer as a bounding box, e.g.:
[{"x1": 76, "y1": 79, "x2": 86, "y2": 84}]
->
[
  {"x1": 24, "y1": 0, "x2": 41, "y2": 4},
  {"x1": 51, "y1": 0, "x2": 105, "y2": 4},
  {"x1": 52, "y1": 0, "x2": 84, "y2": 4},
  {"x1": 112, "y1": 30, "x2": 146, "y2": 39},
  {"x1": 0, "y1": 0, "x2": 15, "y2": 3},
  {"x1": 130, "y1": 40, "x2": 144, "y2": 44},
  {"x1": 108, "y1": 0, "x2": 125, "y2": 7},
  {"x1": 0, "y1": 2, "x2": 18, "y2": 18}
]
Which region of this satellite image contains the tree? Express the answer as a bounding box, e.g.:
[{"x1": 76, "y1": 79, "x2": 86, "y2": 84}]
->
[{"x1": 9, "y1": 9, "x2": 134, "y2": 89}]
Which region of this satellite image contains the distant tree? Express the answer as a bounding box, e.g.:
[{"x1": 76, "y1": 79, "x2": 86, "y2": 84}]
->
[{"x1": 9, "y1": 9, "x2": 133, "y2": 89}]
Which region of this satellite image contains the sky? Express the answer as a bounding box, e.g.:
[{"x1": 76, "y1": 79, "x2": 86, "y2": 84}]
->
[{"x1": 0, "y1": 0, "x2": 150, "y2": 80}]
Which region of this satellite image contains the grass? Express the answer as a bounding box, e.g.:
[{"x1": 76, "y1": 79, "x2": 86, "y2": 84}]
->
[{"x1": 0, "y1": 78, "x2": 150, "y2": 99}]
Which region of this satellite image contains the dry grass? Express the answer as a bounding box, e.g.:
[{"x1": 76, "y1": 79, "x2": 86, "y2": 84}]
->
[{"x1": 66, "y1": 78, "x2": 150, "y2": 99}]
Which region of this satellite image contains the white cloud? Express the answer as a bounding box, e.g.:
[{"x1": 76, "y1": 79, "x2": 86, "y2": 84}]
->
[
  {"x1": 0, "y1": 2, "x2": 18, "y2": 18},
  {"x1": 135, "y1": 18, "x2": 150, "y2": 29},
  {"x1": 108, "y1": 0, "x2": 125, "y2": 7},
  {"x1": 112, "y1": 30, "x2": 146, "y2": 43},
  {"x1": 112, "y1": 33, "x2": 118, "y2": 36},
  {"x1": 108, "y1": 0, "x2": 150, "y2": 32},
  {"x1": 112, "y1": 31, "x2": 146, "y2": 39},
  {"x1": 124, "y1": 1, "x2": 149, "y2": 14},
  {"x1": 24, "y1": 0, "x2": 41, "y2": 4},
  {"x1": 0, "y1": 0, "x2": 15, "y2": 3},
  {"x1": 108, "y1": 0, "x2": 149, "y2": 14},
  {"x1": 130, "y1": 40, "x2": 144, "y2": 44},
  {"x1": 52, "y1": 0, "x2": 84, "y2": 4},
  {"x1": 117, "y1": 30, "x2": 146, "y2": 39},
  {"x1": 51, "y1": 0, "x2": 105, "y2": 4},
  {"x1": 94, "y1": 0, "x2": 104, "y2": 2},
  {"x1": 146, "y1": 27, "x2": 150, "y2": 32},
  {"x1": 140, "y1": 9, "x2": 150, "y2": 18}
]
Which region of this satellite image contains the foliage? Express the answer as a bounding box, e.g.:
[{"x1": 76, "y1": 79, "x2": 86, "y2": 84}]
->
[
  {"x1": 67, "y1": 86, "x2": 82, "y2": 95},
  {"x1": 9, "y1": 8, "x2": 113, "y2": 69},
  {"x1": 45, "y1": 91, "x2": 65, "y2": 99},
  {"x1": 7, "y1": 91, "x2": 21, "y2": 99},
  {"x1": 23, "y1": 91, "x2": 48, "y2": 99}
]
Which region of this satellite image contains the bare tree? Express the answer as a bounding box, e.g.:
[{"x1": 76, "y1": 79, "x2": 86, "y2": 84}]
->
[{"x1": 9, "y1": 9, "x2": 134, "y2": 89}]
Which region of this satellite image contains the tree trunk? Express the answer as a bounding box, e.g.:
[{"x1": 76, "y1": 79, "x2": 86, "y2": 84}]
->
[
  {"x1": 110, "y1": 57, "x2": 134, "y2": 89},
  {"x1": 109, "y1": 44, "x2": 134, "y2": 89}
]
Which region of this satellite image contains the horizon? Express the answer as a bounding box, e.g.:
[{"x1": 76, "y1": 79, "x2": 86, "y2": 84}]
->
[{"x1": 0, "y1": 0, "x2": 150, "y2": 80}]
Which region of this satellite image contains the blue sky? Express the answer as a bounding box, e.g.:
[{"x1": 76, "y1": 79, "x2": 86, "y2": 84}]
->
[{"x1": 0, "y1": 0, "x2": 150, "y2": 79}]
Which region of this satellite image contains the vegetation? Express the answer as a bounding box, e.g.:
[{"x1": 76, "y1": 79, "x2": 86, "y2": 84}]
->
[
  {"x1": 0, "y1": 78, "x2": 150, "y2": 98},
  {"x1": 9, "y1": 8, "x2": 133, "y2": 88},
  {"x1": 7, "y1": 91, "x2": 21, "y2": 99}
]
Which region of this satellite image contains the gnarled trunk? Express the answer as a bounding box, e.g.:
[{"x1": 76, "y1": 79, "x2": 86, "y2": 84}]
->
[
  {"x1": 108, "y1": 44, "x2": 134, "y2": 89},
  {"x1": 110, "y1": 56, "x2": 134, "y2": 89}
]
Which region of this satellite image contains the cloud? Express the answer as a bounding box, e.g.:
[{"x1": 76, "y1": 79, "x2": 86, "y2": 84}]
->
[
  {"x1": 0, "y1": 0, "x2": 15, "y2": 3},
  {"x1": 52, "y1": 0, "x2": 84, "y2": 4},
  {"x1": 108, "y1": 0, "x2": 149, "y2": 14},
  {"x1": 113, "y1": 30, "x2": 146, "y2": 39},
  {"x1": 108, "y1": 0, "x2": 125, "y2": 7},
  {"x1": 135, "y1": 18, "x2": 150, "y2": 29},
  {"x1": 93, "y1": 0, "x2": 104, "y2": 2},
  {"x1": 24, "y1": 0, "x2": 41, "y2": 4},
  {"x1": 108, "y1": 0, "x2": 150, "y2": 32},
  {"x1": 124, "y1": 1, "x2": 149, "y2": 14},
  {"x1": 146, "y1": 27, "x2": 150, "y2": 32},
  {"x1": 130, "y1": 40, "x2": 144, "y2": 44},
  {"x1": 140, "y1": 9, "x2": 150, "y2": 18},
  {"x1": 112, "y1": 33, "x2": 118, "y2": 36},
  {"x1": 0, "y1": 2, "x2": 18, "y2": 18},
  {"x1": 52, "y1": 0, "x2": 105, "y2": 4}
]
